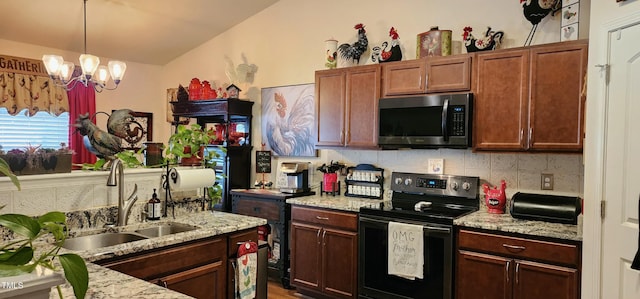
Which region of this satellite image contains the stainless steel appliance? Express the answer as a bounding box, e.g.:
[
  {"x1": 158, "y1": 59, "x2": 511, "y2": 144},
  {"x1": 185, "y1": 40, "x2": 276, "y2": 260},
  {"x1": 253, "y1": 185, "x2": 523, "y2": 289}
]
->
[
  {"x1": 378, "y1": 93, "x2": 473, "y2": 149},
  {"x1": 358, "y1": 172, "x2": 480, "y2": 299},
  {"x1": 279, "y1": 162, "x2": 310, "y2": 194}
]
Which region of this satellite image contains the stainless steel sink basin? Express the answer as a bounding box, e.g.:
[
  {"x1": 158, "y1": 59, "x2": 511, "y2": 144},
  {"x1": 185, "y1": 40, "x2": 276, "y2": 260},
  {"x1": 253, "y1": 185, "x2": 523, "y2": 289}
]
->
[
  {"x1": 134, "y1": 222, "x2": 199, "y2": 238},
  {"x1": 62, "y1": 232, "x2": 148, "y2": 251}
]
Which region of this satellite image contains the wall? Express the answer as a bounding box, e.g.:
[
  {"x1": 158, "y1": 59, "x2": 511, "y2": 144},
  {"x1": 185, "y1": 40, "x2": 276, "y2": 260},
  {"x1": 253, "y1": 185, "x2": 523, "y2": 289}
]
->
[{"x1": 161, "y1": 0, "x2": 586, "y2": 196}]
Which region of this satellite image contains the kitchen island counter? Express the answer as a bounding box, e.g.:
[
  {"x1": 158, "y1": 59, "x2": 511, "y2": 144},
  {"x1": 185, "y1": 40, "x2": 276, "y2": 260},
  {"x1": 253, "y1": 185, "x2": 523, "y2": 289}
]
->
[{"x1": 50, "y1": 211, "x2": 267, "y2": 298}]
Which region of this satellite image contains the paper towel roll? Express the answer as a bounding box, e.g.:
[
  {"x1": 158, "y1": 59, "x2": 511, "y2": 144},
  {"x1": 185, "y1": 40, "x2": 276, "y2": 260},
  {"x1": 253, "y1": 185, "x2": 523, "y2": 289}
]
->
[{"x1": 172, "y1": 168, "x2": 216, "y2": 190}]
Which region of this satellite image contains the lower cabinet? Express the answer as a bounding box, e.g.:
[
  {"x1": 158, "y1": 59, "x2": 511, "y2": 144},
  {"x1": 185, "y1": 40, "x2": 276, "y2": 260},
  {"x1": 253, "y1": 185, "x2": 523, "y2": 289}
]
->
[
  {"x1": 455, "y1": 229, "x2": 580, "y2": 299},
  {"x1": 97, "y1": 228, "x2": 258, "y2": 299},
  {"x1": 290, "y1": 206, "x2": 358, "y2": 298}
]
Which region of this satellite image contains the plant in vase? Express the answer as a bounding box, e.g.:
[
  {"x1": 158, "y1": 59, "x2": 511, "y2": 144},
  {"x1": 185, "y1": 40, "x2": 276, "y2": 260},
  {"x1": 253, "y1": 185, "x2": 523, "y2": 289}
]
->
[
  {"x1": 0, "y1": 143, "x2": 74, "y2": 175},
  {"x1": 166, "y1": 124, "x2": 212, "y2": 166},
  {"x1": 0, "y1": 156, "x2": 89, "y2": 299},
  {"x1": 203, "y1": 149, "x2": 224, "y2": 209}
]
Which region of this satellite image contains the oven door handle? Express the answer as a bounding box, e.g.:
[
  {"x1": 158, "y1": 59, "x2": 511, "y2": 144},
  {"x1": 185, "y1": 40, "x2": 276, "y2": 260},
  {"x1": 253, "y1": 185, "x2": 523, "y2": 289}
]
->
[{"x1": 360, "y1": 216, "x2": 451, "y2": 233}]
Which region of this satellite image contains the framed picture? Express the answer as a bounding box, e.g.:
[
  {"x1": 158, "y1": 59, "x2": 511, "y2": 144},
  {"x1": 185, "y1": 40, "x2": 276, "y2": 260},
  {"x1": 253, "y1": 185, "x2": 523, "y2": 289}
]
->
[
  {"x1": 113, "y1": 111, "x2": 153, "y2": 150},
  {"x1": 261, "y1": 83, "x2": 317, "y2": 157},
  {"x1": 166, "y1": 88, "x2": 189, "y2": 124}
]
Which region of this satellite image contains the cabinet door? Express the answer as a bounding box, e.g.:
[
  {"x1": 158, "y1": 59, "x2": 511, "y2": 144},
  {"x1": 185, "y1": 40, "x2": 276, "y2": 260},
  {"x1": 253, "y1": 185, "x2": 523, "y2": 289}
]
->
[
  {"x1": 322, "y1": 228, "x2": 358, "y2": 298},
  {"x1": 456, "y1": 250, "x2": 512, "y2": 299},
  {"x1": 158, "y1": 262, "x2": 226, "y2": 299},
  {"x1": 381, "y1": 59, "x2": 427, "y2": 96},
  {"x1": 345, "y1": 65, "x2": 381, "y2": 148},
  {"x1": 316, "y1": 69, "x2": 346, "y2": 146},
  {"x1": 474, "y1": 49, "x2": 529, "y2": 150},
  {"x1": 528, "y1": 41, "x2": 587, "y2": 151},
  {"x1": 513, "y1": 260, "x2": 579, "y2": 299},
  {"x1": 426, "y1": 54, "x2": 472, "y2": 93},
  {"x1": 290, "y1": 222, "x2": 322, "y2": 291}
]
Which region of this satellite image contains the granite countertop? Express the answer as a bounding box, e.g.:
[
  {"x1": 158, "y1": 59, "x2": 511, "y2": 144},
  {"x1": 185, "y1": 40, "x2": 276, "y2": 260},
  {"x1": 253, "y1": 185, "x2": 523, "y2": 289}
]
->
[
  {"x1": 286, "y1": 193, "x2": 390, "y2": 212},
  {"x1": 454, "y1": 210, "x2": 582, "y2": 242},
  {"x1": 51, "y1": 211, "x2": 267, "y2": 298}
]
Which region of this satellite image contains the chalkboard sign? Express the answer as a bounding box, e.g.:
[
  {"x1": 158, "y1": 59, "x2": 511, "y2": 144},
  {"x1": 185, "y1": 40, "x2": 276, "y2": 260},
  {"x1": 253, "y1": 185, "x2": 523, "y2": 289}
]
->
[{"x1": 256, "y1": 151, "x2": 272, "y2": 173}]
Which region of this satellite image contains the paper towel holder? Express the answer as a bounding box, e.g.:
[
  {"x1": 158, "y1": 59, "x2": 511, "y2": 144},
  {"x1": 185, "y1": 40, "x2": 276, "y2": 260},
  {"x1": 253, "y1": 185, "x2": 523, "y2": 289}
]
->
[{"x1": 161, "y1": 164, "x2": 180, "y2": 218}]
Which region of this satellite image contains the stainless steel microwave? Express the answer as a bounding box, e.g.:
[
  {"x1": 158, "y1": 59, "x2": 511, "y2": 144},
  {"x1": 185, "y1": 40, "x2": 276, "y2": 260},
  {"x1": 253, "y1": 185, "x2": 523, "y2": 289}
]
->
[{"x1": 378, "y1": 93, "x2": 473, "y2": 149}]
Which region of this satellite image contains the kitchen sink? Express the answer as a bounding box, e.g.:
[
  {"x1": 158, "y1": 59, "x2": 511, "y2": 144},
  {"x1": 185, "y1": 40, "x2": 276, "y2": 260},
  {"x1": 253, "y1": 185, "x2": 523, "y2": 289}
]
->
[
  {"x1": 133, "y1": 222, "x2": 199, "y2": 238},
  {"x1": 62, "y1": 232, "x2": 148, "y2": 251}
]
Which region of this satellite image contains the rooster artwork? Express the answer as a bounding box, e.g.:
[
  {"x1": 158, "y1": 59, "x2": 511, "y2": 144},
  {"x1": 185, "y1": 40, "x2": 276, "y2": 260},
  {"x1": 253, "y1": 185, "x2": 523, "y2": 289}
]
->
[
  {"x1": 338, "y1": 23, "x2": 368, "y2": 65},
  {"x1": 521, "y1": 0, "x2": 561, "y2": 46},
  {"x1": 462, "y1": 26, "x2": 504, "y2": 53},
  {"x1": 261, "y1": 84, "x2": 316, "y2": 156},
  {"x1": 371, "y1": 27, "x2": 402, "y2": 63},
  {"x1": 74, "y1": 109, "x2": 137, "y2": 160}
]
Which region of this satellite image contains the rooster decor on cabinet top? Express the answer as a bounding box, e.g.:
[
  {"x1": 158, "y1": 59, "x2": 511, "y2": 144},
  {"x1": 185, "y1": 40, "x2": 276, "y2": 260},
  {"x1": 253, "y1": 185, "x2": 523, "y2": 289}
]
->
[
  {"x1": 74, "y1": 109, "x2": 136, "y2": 160},
  {"x1": 462, "y1": 26, "x2": 504, "y2": 53},
  {"x1": 371, "y1": 27, "x2": 402, "y2": 63},
  {"x1": 338, "y1": 23, "x2": 368, "y2": 65},
  {"x1": 521, "y1": 0, "x2": 562, "y2": 46}
]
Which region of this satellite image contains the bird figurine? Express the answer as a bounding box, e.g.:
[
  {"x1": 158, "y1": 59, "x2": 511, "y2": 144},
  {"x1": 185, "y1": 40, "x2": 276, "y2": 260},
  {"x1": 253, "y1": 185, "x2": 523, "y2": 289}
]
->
[
  {"x1": 462, "y1": 26, "x2": 504, "y2": 52},
  {"x1": 74, "y1": 109, "x2": 135, "y2": 161},
  {"x1": 521, "y1": 0, "x2": 561, "y2": 46},
  {"x1": 371, "y1": 27, "x2": 402, "y2": 63},
  {"x1": 338, "y1": 23, "x2": 368, "y2": 65}
]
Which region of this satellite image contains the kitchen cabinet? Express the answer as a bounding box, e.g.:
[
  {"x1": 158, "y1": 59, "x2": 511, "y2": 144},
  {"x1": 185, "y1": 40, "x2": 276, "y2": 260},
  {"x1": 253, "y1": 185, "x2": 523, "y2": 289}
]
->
[
  {"x1": 97, "y1": 236, "x2": 228, "y2": 299},
  {"x1": 455, "y1": 228, "x2": 581, "y2": 299},
  {"x1": 290, "y1": 205, "x2": 358, "y2": 298},
  {"x1": 170, "y1": 99, "x2": 254, "y2": 211},
  {"x1": 381, "y1": 54, "x2": 472, "y2": 97},
  {"x1": 231, "y1": 189, "x2": 313, "y2": 288},
  {"x1": 473, "y1": 40, "x2": 588, "y2": 152},
  {"x1": 315, "y1": 64, "x2": 380, "y2": 148}
]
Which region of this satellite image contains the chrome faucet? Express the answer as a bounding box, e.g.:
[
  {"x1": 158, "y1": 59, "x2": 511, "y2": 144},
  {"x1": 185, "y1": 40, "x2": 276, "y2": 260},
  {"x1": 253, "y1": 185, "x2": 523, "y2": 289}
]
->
[{"x1": 107, "y1": 159, "x2": 138, "y2": 226}]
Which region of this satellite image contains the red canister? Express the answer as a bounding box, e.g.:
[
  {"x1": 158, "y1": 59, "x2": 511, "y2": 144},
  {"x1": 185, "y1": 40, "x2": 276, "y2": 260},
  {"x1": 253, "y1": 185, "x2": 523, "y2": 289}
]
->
[{"x1": 482, "y1": 180, "x2": 507, "y2": 214}]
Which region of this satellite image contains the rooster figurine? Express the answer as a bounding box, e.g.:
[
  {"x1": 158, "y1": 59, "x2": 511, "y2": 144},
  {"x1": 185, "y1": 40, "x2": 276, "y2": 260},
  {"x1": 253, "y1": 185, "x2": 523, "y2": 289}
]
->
[
  {"x1": 371, "y1": 27, "x2": 402, "y2": 63},
  {"x1": 521, "y1": 0, "x2": 561, "y2": 46},
  {"x1": 74, "y1": 109, "x2": 135, "y2": 161},
  {"x1": 338, "y1": 23, "x2": 368, "y2": 65},
  {"x1": 462, "y1": 26, "x2": 504, "y2": 52}
]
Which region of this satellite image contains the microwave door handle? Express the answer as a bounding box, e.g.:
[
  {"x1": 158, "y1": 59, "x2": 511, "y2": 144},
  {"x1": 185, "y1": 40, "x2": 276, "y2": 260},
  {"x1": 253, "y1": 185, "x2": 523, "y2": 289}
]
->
[{"x1": 442, "y1": 99, "x2": 449, "y2": 142}]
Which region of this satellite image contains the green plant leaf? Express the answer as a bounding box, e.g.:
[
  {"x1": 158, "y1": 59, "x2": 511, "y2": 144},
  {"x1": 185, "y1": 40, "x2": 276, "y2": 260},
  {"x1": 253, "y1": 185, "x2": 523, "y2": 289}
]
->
[
  {"x1": 0, "y1": 157, "x2": 20, "y2": 190},
  {"x1": 0, "y1": 246, "x2": 34, "y2": 265},
  {"x1": 0, "y1": 263, "x2": 37, "y2": 276},
  {"x1": 37, "y1": 211, "x2": 66, "y2": 225},
  {"x1": 59, "y1": 253, "x2": 88, "y2": 299},
  {"x1": 0, "y1": 214, "x2": 41, "y2": 239}
]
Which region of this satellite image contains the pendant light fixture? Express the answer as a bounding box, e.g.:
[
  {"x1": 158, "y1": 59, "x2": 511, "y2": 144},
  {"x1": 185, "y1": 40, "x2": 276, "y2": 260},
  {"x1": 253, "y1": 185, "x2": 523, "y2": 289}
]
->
[{"x1": 42, "y1": 0, "x2": 126, "y2": 93}]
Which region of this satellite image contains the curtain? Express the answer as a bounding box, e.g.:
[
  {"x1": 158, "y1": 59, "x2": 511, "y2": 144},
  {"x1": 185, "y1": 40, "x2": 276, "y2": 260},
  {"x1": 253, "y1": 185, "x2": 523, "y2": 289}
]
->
[
  {"x1": 0, "y1": 72, "x2": 69, "y2": 116},
  {"x1": 68, "y1": 80, "x2": 96, "y2": 166}
]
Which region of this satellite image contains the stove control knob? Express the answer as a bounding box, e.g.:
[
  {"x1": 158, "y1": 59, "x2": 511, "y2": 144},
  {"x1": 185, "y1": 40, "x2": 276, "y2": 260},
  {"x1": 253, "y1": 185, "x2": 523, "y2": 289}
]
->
[
  {"x1": 451, "y1": 182, "x2": 459, "y2": 191},
  {"x1": 404, "y1": 178, "x2": 412, "y2": 186},
  {"x1": 395, "y1": 177, "x2": 403, "y2": 185},
  {"x1": 462, "y1": 182, "x2": 471, "y2": 191}
]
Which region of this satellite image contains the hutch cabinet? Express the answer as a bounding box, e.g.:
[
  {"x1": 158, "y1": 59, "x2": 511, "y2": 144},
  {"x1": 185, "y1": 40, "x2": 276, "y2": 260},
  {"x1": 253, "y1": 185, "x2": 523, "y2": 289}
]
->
[{"x1": 170, "y1": 99, "x2": 254, "y2": 211}]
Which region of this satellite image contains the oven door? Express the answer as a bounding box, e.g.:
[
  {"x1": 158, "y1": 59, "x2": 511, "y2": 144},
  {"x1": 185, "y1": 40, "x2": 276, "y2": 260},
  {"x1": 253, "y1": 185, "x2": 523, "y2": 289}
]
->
[{"x1": 358, "y1": 215, "x2": 453, "y2": 299}]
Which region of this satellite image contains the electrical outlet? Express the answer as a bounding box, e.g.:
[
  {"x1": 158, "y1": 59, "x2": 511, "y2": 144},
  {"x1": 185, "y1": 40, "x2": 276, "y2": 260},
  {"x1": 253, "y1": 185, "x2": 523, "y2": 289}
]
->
[{"x1": 541, "y1": 173, "x2": 554, "y2": 190}]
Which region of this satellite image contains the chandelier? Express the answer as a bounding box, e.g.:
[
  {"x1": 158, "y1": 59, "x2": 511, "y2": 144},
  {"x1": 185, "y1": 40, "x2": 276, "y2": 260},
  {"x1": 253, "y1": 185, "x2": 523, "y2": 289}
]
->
[{"x1": 42, "y1": 0, "x2": 126, "y2": 93}]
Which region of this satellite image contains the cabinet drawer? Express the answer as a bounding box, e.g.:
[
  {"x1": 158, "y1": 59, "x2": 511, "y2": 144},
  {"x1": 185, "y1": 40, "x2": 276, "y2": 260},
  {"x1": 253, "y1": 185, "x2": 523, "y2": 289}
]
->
[
  {"x1": 100, "y1": 237, "x2": 226, "y2": 280},
  {"x1": 228, "y1": 229, "x2": 259, "y2": 257},
  {"x1": 292, "y1": 206, "x2": 357, "y2": 231},
  {"x1": 234, "y1": 198, "x2": 280, "y2": 221},
  {"x1": 457, "y1": 229, "x2": 579, "y2": 267}
]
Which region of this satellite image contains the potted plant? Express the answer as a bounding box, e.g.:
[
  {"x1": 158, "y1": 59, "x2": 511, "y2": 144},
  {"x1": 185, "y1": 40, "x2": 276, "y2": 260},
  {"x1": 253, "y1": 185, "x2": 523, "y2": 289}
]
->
[
  {"x1": 0, "y1": 143, "x2": 74, "y2": 176},
  {"x1": 166, "y1": 124, "x2": 212, "y2": 166},
  {"x1": 0, "y1": 157, "x2": 89, "y2": 299}
]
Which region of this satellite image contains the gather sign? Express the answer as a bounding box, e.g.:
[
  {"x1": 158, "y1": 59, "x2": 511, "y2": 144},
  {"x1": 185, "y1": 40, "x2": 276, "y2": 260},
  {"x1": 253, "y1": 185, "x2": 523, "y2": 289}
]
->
[{"x1": 0, "y1": 54, "x2": 49, "y2": 76}]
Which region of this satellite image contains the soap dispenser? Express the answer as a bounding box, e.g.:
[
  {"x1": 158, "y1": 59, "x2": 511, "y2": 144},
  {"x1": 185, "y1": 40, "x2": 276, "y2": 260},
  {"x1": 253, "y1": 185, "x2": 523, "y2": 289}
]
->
[{"x1": 147, "y1": 189, "x2": 161, "y2": 220}]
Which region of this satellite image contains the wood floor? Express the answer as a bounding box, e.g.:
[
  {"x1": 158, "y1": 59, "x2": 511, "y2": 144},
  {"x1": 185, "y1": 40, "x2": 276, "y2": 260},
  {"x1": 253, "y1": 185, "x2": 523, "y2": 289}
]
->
[{"x1": 267, "y1": 279, "x2": 305, "y2": 299}]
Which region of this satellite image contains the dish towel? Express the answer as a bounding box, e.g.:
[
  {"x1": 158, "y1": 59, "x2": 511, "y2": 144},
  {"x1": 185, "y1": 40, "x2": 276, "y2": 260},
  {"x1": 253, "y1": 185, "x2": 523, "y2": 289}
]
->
[
  {"x1": 236, "y1": 241, "x2": 258, "y2": 299},
  {"x1": 388, "y1": 221, "x2": 424, "y2": 280}
]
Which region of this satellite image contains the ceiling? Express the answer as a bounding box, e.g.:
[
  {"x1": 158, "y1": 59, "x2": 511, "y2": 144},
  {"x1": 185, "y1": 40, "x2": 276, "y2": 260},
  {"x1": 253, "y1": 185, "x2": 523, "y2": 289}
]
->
[{"x1": 0, "y1": 0, "x2": 279, "y2": 65}]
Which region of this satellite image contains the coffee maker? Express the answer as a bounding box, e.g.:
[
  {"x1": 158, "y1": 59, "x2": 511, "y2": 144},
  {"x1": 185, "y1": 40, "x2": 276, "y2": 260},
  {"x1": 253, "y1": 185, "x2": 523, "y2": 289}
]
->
[{"x1": 279, "y1": 162, "x2": 310, "y2": 194}]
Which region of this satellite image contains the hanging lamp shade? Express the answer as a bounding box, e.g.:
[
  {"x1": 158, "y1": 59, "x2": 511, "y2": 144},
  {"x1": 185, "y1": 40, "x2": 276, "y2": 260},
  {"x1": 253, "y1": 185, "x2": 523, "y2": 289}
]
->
[{"x1": 108, "y1": 60, "x2": 127, "y2": 83}]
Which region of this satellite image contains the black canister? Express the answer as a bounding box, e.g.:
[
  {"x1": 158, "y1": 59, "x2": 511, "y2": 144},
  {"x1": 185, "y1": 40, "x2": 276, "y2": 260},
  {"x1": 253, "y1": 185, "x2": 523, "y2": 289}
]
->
[{"x1": 510, "y1": 192, "x2": 582, "y2": 224}]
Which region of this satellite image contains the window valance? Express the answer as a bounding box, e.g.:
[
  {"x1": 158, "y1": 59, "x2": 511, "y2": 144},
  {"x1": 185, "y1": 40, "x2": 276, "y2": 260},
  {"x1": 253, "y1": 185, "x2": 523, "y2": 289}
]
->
[{"x1": 0, "y1": 54, "x2": 69, "y2": 116}]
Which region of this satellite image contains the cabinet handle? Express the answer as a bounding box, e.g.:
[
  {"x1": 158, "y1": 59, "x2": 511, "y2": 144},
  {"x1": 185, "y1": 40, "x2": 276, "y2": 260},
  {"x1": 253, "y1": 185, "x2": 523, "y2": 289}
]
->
[
  {"x1": 520, "y1": 129, "x2": 524, "y2": 144},
  {"x1": 160, "y1": 280, "x2": 168, "y2": 288},
  {"x1": 505, "y1": 260, "x2": 510, "y2": 283},
  {"x1": 340, "y1": 131, "x2": 344, "y2": 143},
  {"x1": 515, "y1": 262, "x2": 520, "y2": 284},
  {"x1": 528, "y1": 128, "x2": 533, "y2": 145},
  {"x1": 317, "y1": 229, "x2": 322, "y2": 245},
  {"x1": 322, "y1": 230, "x2": 327, "y2": 247},
  {"x1": 502, "y1": 244, "x2": 526, "y2": 252},
  {"x1": 316, "y1": 216, "x2": 330, "y2": 220}
]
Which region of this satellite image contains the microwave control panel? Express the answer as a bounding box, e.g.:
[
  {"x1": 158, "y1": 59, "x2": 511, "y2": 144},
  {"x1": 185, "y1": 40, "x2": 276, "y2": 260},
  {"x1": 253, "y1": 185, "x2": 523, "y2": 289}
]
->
[{"x1": 449, "y1": 105, "x2": 466, "y2": 136}]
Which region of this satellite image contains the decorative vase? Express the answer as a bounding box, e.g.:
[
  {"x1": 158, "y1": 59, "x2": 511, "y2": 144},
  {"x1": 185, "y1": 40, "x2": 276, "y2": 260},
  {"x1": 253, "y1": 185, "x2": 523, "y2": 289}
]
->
[
  {"x1": 324, "y1": 39, "x2": 338, "y2": 69},
  {"x1": 322, "y1": 172, "x2": 338, "y2": 192},
  {"x1": 0, "y1": 267, "x2": 65, "y2": 299},
  {"x1": 143, "y1": 142, "x2": 164, "y2": 167}
]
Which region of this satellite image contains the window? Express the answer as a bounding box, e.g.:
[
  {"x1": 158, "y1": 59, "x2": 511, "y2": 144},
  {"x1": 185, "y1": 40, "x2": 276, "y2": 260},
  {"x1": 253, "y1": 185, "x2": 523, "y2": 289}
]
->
[{"x1": 0, "y1": 107, "x2": 69, "y2": 151}]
